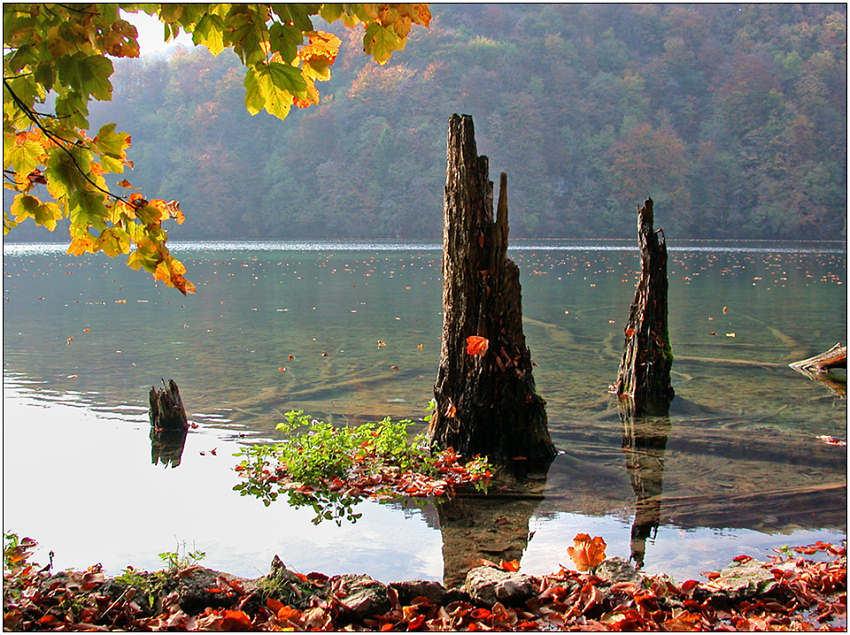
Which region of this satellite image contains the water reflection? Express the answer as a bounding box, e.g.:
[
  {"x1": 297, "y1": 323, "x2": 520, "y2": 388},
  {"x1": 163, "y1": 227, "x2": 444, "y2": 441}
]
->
[
  {"x1": 435, "y1": 460, "x2": 552, "y2": 588},
  {"x1": 149, "y1": 429, "x2": 188, "y2": 468},
  {"x1": 619, "y1": 399, "x2": 671, "y2": 569}
]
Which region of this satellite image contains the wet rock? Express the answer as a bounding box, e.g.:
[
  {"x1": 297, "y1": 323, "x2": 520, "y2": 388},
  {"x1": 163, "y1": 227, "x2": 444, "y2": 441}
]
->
[
  {"x1": 595, "y1": 557, "x2": 643, "y2": 586},
  {"x1": 330, "y1": 574, "x2": 390, "y2": 621},
  {"x1": 463, "y1": 566, "x2": 536, "y2": 606},
  {"x1": 170, "y1": 567, "x2": 252, "y2": 614},
  {"x1": 389, "y1": 579, "x2": 471, "y2": 606},
  {"x1": 709, "y1": 559, "x2": 778, "y2": 599}
]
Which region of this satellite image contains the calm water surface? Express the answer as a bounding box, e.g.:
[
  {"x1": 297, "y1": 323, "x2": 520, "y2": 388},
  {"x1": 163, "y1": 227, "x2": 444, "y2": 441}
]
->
[{"x1": 3, "y1": 240, "x2": 846, "y2": 584}]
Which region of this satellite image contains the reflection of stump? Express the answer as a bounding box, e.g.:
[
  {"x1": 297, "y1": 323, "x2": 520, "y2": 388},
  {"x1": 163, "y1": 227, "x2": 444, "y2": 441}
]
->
[
  {"x1": 150, "y1": 429, "x2": 188, "y2": 468},
  {"x1": 149, "y1": 379, "x2": 188, "y2": 431},
  {"x1": 430, "y1": 114, "x2": 555, "y2": 461},
  {"x1": 619, "y1": 398, "x2": 670, "y2": 568},
  {"x1": 615, "y1": 198, "x2": 674, "y2": 416},
  {"x1": 436, "y1": 466, "x2": 549, "y2": 588}
]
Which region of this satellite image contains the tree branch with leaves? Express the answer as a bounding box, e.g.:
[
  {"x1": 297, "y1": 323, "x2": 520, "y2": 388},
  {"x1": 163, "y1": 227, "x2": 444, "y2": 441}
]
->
[{"x1": 3, "y1": 3, "x2": 430, "y2": 294}]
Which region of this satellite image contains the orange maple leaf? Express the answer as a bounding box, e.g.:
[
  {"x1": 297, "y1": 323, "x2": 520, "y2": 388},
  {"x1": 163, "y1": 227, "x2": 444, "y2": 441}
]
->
[
  {"x1": 500, "y1": 559, "x2": 520, "y2": 572},
  {"x1": 466, "y1": 335, "x2": 489, "y2": 356},
  {"x1": 567, "y1": 533, "x2": 607, "y2": 571}
]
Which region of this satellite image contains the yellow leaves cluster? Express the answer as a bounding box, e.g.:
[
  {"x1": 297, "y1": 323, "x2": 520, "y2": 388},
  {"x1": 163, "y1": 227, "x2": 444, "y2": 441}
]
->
[{"x1": 376, "y1": 4, "x2": 432, "y2": 39}]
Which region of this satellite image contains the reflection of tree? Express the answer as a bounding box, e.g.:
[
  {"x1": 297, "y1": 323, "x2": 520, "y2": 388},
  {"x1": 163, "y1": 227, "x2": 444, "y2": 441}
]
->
[
  {"x1": 435, "y1": 461, "x2": 551, "y2": 588},
  {"x1": 619, "y1": 398, "x2": 671, "y2": 569},
  {"x1": 150, "y1": 429, "x2": 188, "y2": 468}
]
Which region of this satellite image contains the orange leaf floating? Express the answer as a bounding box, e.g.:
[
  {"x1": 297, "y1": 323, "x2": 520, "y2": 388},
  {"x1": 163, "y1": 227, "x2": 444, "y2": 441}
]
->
[
  {"x1": 567, "y1": 533, "x2": 607, "y2": 571},
  {"x1": 500, "y1": 559, "x2": 520, "y2": 572},
  {"x1": 466, "y1": 335, "x2": 489, "y2": 356}
]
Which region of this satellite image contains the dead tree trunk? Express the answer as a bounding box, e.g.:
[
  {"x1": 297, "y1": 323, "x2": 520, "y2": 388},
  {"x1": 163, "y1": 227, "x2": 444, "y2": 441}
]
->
[
  {"x1": 149, "y1": 379, "x2": 189, "y2": 432},
  {"x1": 430, "y1": 114, "x2": 555, "y2": 462},
  {"x1": 615, "y1": 198, "x2": 674, "y2": 415},
  {"x1": 789, "y1": 343, "x2": 846, "y2": 374}
]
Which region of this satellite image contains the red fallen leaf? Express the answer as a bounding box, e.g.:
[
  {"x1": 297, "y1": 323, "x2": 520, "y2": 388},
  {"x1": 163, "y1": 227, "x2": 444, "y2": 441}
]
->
[
  {"x1": 465, "y1": 335, "x2": 489, "y2": 356},
  {"x1": 679, "y1": 579, "x2": 700, "y2": 593},
  {"x1": 702, "y1": 571, "x2": 720, "y2": 580},
  {"x1": 470, "y1": 608, "x2": 492, "y2": 619},
  {"x1": 190, "y1": 422, "x2": 199, "y2": 428},
  {"x1": 210, "y1": 448, "x2": 217, "y2": 455},
  {"x1": 391, "y1": 365, "x2": 399, "y2": 370},
  {"x1": 500, "y1": 559, "x2": 520, "y2": 572},
  {"x1": 217, "y1": 609, "x2": 253, "y2": 630},
  {"x1": 278, "y1": 366, "x2": 286, "y2": 371},
  {"x1": 568, "y1": 533, "x2": 607, "y2": 571},
  {"x1": 266, "y1": 597, "x2": 284, "y2": 613},
  {"x1": 277, "y1": 605, "x2": 301, "y2": 622},
  {"x1": 408, "y1": 614, "x2": 426, "y2": 629},
  {"x1": 816, "y1": 435, "x2": 847, "y2": 446},
  {"x1": 206, "y1": 587, "x2": 225, "y2": 593},
  {"x1": 38, "y1": 614, "x2": 62, "y2": 626},
  {"x1": 624, "y1": 327, "x2": 636, "y2": 338},
  {"x1": 733, "y1": 555, "x2": 752, "y2": 563},
  {"x1": 234, "y1": 465, "x2": 245, "y2": 471},
  {"x1": 288, "y1": 354, "x2": 295, "y2": 360},
  {"x1": 294, "y1": 572, "x2": 309, "y2": 583}
]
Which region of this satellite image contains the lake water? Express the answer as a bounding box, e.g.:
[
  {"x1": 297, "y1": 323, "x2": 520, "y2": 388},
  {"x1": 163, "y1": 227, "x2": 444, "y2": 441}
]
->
[{"x1": 3, "y1": 240, "x2": 846, "y2": 585}]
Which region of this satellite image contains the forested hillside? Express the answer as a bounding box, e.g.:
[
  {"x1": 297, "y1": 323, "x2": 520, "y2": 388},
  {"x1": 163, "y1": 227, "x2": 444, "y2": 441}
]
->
[{"x1": 7, "y1": 4, "x2": 846, "y2": 242}]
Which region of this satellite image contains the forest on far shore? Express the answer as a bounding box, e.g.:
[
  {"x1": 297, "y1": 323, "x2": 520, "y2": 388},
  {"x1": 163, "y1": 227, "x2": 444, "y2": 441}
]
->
[{"x1": 5, "y1": 3, "x2": 846, "y2": 242}]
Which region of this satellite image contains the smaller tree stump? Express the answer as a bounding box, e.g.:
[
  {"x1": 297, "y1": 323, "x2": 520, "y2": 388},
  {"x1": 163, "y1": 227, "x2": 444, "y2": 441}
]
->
[
  {"x1": 789, "y1": 343, "x2": 846, "y2": 375},
  {"x1": 149, "y1": 379, "x2": 189, "y2": 432},
  {"x1": 615, "y1": 198, "x2": 674, "y2": 416}
]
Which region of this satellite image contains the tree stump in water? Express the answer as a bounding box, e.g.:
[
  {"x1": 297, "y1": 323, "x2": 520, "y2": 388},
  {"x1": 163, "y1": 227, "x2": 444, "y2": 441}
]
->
[
  {"x1": 149, "y1": 379, "x2": 189, "y2": 432},
  {"x1": 615, "y1": 198, "x2": 674, "y2": 416},
  {"x1": 430, "y1": 114, "x2": 555, "y2": 461}
]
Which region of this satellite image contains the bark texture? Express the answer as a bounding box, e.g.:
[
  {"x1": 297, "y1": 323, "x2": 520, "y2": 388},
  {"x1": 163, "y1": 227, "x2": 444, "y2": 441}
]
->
[
  {"x1": 430, "y1": 114, "x2": 555, "y2": 461},
  {"x1": 149, "y1": 378, "x2": 189, "y2": 432},
  {"x1": 615, "y1": 198, "x2": 674, "y2": 415}
]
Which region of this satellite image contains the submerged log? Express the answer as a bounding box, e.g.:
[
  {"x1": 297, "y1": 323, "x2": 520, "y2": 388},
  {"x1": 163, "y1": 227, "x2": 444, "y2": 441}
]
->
[
  {"x1": 789, "y1": 343, "x2": 846, "y2": 374},
  {"x1": 430, "y1": 114, "x2": 555, "y2": 461},
  {"x1": 149, "y1": 378, "x2": 189, "y2": 432},
  {"x1": 614, "y1": 198, "x2": 674, "y2": 416}
]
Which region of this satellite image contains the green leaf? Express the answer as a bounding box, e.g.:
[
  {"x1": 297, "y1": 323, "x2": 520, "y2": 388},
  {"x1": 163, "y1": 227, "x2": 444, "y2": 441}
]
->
[
  {"x1": 94, "y1": 226, "x2": 130, "y2": 257},
  {"x1": 192, "y1": 13, "x2": 226, "y2": 56},
  {"x1": 4, "y1": 138, "x2": 43, "y2": 178},
  {"x1": 244, "y1": 62, "x2": 306, "y2": 120},
  {"x1": 69, "y1": 189, "x2": 108, "y2": 230},
  {"x1": 56, "y1": 53, "x2": 114, "y2": 101},
  {"x1": 270, "y1": 4, "x2": 316, "y2": 31},
  {"x1": 268, "y1": 62, "x2": 307, "y2": 96},
  {"x1": 363, "y1": 23, "x2": 403, "y2": 65},
  {"x1": 318, "y1": 4, "x2": 344, "y2": 23},
  {"x1": 45, "y1": 147, "x2": 89, "y2": 199},
  {"x1": 268, "y1": 22, "x2": 302, "y2": 64},
  {"x1": 93, "y1": 122, "x2": 130, "y2": 173}
]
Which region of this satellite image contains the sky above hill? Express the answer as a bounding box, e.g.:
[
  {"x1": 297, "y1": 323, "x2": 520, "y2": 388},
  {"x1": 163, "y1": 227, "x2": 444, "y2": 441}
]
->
[{"x1": 122, "y1": 9, "x2": 192, "y2": 57}]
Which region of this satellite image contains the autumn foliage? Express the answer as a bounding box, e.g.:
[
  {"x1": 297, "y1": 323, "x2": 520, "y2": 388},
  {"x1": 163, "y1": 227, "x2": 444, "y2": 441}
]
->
[
  {"x1": 3, "y1": 4, "x2": 430, "y2": 291},
  {"x1": 3, "y1": 534, "x2": 845, "y2": 631},
  {"x1": 567, "y1": 533, "x2": 608, "y2": 572}
]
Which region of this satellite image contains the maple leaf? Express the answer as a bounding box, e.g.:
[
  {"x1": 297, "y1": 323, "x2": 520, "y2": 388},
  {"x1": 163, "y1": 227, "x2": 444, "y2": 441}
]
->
[
  {"x1": 568, "y1": 533, "x2": 607, "y2": 571},
  {"x1": 466, "y1": 335, "x2": 489, "y2": 356}
]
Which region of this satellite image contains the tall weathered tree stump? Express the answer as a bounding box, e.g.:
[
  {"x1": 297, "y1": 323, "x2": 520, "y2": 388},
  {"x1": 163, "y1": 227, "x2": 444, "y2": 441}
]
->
[
  {"x1": 430, "y1": 114, "x2": 555, "y2": 461},
  {"x1": 615, "y1": 198, "x2": 674, "y2": 415},
  {"x1": 149, "y1": 378, "x2": 189, "y2": 432}
]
